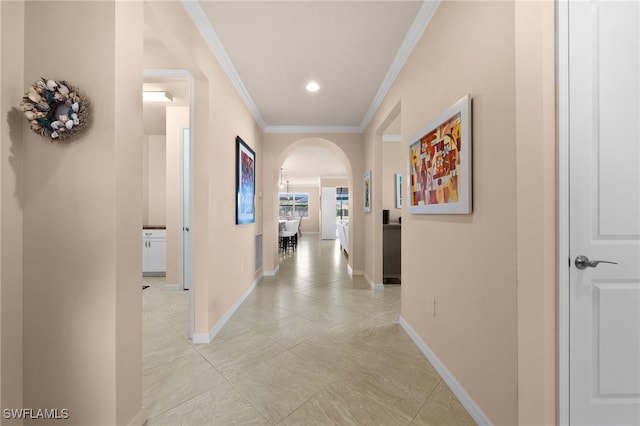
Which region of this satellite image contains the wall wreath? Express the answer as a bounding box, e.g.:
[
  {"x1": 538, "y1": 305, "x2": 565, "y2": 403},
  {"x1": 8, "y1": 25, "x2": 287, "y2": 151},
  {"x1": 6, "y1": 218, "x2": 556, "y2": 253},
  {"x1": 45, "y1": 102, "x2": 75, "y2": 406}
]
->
[{"x1": 20, "y1": 78, "x2": 89, "y2": 142}]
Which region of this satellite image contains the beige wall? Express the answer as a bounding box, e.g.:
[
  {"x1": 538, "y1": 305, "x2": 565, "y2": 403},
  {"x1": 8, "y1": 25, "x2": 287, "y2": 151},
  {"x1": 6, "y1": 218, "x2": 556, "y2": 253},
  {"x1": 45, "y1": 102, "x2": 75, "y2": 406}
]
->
[
  {"x1": 145, "y1": 135, "x2": 166, "y2": 226},
  {"x1": 165, "y1": 107, "x2": 189, "y2": 286},
  {"x1": 18, "y1": 1, "x2": 144, "y2": 425},
  {"x1": 0, "y1": 0, "x2": 24, "y2": 421},
  {"x1": 514, "y1": 1, "x2": 556, "y2": 424},
  {"x1": 362, "y1": 1, "x2": 556, "y2": 424}
]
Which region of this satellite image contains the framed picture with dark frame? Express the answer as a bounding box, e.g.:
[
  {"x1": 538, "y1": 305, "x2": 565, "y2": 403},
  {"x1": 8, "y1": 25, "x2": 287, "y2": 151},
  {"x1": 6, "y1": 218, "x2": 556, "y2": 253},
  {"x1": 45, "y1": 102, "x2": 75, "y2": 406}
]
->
[
  {"x1": 407, "y1": 94, "x2": 472, "y2": 214},
  {"x1": 364, "y1": 170, "x2": 371, "y2": 213},
  {"x1": 236, "y1": 136, "x2": 255, "y2": 224}
]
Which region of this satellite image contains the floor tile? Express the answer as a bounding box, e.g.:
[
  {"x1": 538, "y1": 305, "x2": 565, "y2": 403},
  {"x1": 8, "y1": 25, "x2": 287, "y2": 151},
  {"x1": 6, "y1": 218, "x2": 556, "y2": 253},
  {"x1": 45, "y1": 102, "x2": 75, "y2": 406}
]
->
[
  {"x1": 146, "y1": 380, "x2": 269, "y2": 426},
  {"x1": 412, "y1": 381, "x2": 477, "y2": 426},
  {"x1": 143, "y1": 236, "x2": 475, "y2": 425},
  {"x1": 143, "y1": 352, "x2": 226, "y2": 418},
  {"x1": 280, "y1": 379, "x2": 411, "y2": 426},
  {"x1": 226, "y1": 351, "x2": 337, "y2": 424}
]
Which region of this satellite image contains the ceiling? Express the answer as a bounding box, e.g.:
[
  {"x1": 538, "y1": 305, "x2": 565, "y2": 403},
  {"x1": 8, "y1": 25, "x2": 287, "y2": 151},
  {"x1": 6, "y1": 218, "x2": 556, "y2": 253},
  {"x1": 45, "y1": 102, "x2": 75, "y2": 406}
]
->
[
  {"x1": 144, "y1": 0, "x2": 437, "y2": 183},
  {"x1": 281, "y1": 146, "x2": 347, "y2": 186}
]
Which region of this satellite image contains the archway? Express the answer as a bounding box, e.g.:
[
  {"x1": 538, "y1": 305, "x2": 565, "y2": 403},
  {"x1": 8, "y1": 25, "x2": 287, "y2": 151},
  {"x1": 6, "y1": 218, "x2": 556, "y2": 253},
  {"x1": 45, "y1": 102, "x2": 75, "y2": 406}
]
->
[{"x1": 262, "y1": 135, "x2": 362, "y2": 277}]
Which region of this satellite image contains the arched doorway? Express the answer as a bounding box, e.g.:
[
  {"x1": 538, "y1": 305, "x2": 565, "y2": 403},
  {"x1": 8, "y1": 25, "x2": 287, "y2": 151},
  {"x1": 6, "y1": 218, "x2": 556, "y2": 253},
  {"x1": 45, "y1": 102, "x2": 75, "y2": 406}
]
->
[{"x1": 262, "y1": 135, "x2": 362, "y2": 277}]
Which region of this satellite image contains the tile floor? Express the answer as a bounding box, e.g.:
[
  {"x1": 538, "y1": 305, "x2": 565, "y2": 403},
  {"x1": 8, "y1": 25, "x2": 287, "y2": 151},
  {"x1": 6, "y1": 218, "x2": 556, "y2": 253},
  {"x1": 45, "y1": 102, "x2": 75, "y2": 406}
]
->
[{"x1": 143, "y1": 235, "x2": 476, "y2": 425}]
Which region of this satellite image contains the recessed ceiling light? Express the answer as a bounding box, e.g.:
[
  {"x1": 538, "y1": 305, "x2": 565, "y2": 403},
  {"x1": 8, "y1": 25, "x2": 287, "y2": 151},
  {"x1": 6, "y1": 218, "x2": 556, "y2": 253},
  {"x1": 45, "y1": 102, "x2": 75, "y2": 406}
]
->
[
  {"x1": 142, "y1": 91, "x2": 173, "y2": 102},
  {"x1": 306, "y1": 82, "x2": 320, "y2": 92}
]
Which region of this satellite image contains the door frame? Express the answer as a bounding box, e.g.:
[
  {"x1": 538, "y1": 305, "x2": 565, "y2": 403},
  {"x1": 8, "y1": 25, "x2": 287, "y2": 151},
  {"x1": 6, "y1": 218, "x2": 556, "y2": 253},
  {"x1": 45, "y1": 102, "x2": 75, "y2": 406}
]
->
[
  {"x1": 557, "y1": 1, "x2": 572, "y2": 424},
  {"x1": 144, "y1": 68, "x2": 195, "y2": 340}
]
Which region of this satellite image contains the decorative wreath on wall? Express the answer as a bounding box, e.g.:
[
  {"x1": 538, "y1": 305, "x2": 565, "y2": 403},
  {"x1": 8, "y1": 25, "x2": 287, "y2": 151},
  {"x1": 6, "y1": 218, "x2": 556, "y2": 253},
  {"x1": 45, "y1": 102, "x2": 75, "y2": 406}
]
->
[{"x1": 20, "y1": 78, "x2": 89, "y2": 142}]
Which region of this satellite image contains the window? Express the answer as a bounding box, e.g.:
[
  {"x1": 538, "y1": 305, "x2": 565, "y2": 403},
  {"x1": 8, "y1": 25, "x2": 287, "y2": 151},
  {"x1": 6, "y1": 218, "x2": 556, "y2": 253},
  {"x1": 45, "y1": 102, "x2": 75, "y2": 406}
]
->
[
  {"x1": 279, "y1": 193, "x2": 309, "y2": 218},
  {"x1": 336, "y1": 187, "x2": 349, "y2": 219}
]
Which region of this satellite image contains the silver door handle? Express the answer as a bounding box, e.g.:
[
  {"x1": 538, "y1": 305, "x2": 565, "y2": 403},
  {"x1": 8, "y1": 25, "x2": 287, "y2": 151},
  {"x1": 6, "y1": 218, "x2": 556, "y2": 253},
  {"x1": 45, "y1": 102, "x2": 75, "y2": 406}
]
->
[{"x1": 574, "y1": 255, "x2": 618, "y2": 270}]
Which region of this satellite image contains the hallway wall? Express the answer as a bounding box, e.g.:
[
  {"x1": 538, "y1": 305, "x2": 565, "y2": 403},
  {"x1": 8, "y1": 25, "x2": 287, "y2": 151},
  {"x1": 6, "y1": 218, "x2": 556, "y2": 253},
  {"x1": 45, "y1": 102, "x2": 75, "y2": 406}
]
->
[
  {"x1": 143, "y1": 134, "x2": 166, "y2": 227},
  {"x1": 145, "y1": 1, "x2": 264, "y2": 340},
  {"x1": 0, "y1": 0, "x2": 25, "y2": 419},
  {"x1": 19, "y1": 1, "x2": 144, "y2": 424},
  {"x1": 362, "y1": 1, "x2": 555, "y2": 424}
]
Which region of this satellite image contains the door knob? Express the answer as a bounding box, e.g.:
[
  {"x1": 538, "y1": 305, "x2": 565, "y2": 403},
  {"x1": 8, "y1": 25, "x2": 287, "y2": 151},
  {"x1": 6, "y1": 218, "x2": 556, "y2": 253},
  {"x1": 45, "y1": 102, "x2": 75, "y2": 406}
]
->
[{"x1": 574, "y1": 255, "x2": 618, "y2": 270}]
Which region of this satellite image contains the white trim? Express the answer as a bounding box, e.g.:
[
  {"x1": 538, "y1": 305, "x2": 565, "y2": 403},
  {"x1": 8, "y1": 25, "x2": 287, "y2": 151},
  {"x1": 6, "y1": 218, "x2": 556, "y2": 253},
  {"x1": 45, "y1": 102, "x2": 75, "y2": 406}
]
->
[
  {"x1": 192, "y1": 274, "x2": 263, "y2": 344},
  {"x1": 359, "y1": 0, "x2": 441, "y2": 131},
  {"x1": 399, "y1": 317, "x2": 491, "y2": 426},
  {"x1": 164, "y1": 283, "x2": 182, "y2": 291},
  {"x1": 264, "y1": 125, "x2": 362, "y2": 134},
  {"x1": 364, "y1": 272, "x2": 384, "y2": 290},
  {"x1": 347, "y1": 265, "x2": 364, "y2": 277},
  {"x1": 263, "y1": 264, "x2": 280, "y2": 277},
  {"x1": 264, "y1": 264, "x2": 280, "y2": 277},
  {"x1": 144, "y1": 69, "x2": 192, "y2": 79},
  {"x1": 180, "y1": 0, "x2": 267, "y2": 130},
  {"x1": 126, "y1": 407, "x2": 147, "y2": 426},
  {"x1": 186, "y1": 76, "x2": 196, "y2": 339},
  {"x1": 382, "y1": 134, "x2": 402, "y2": 142},
  {"x1": 181, "y1": 1, "x2": 439, "y2": 132},
  {"x1": 557, "y1": 0, "x2": 570, "y2": 424}
]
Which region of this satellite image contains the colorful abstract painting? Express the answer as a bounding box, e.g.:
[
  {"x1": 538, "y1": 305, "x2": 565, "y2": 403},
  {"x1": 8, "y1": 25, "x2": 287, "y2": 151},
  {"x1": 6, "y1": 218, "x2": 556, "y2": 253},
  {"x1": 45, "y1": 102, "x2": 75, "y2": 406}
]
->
[{"x1": 408, "y1": 95, "x2": 472, "y2": 214}]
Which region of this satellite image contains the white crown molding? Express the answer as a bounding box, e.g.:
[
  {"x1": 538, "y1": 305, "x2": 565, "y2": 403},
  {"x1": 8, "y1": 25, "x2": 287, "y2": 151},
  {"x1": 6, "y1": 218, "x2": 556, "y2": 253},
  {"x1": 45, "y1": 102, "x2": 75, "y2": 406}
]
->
[
  {"x1": 182, "y1": 0, "x2": 439, "y2": 132},
  {"x1": 359, "y1": 0, "x2": 441, "y2": 131},
  {"x1": 264, "y1": 125, "x2": 362, "y2": 134},
  {"x1": 181, "y1": 0, "x2": 267, "y2": 130},
  {"x1": 383, "y1": 134, "x2": 402, "y2": 142},
  {"x1": 144, "y1": 69, "x2": 192, "y2": 79}
]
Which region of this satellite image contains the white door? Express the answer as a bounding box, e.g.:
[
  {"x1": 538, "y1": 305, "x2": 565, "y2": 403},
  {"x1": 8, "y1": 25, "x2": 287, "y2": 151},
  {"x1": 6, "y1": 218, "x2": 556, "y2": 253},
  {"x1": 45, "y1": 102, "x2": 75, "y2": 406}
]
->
[
  {"x1": 569, "y1": 1, "x2": 640, "y2": 424},
  {"x1": 181, "y1": 127, "x2": 192, "y2": 291},
  {"x1": 321, "y1": 187, "x2": 337, "y2": 240}
]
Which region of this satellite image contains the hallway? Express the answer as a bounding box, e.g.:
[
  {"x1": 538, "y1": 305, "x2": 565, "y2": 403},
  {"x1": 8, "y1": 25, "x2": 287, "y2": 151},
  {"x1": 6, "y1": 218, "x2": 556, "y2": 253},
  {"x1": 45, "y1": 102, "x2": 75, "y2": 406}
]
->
[{"x1": 143, "y1": 236, "x2": 475, "y2": 425}]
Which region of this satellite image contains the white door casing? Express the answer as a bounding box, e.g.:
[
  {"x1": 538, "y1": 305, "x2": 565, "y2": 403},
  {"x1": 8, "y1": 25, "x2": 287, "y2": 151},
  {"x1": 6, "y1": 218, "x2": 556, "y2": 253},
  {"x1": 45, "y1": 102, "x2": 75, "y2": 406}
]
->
[{"x1": 567, "y1": 1, "x2": 640, "y2": 424}]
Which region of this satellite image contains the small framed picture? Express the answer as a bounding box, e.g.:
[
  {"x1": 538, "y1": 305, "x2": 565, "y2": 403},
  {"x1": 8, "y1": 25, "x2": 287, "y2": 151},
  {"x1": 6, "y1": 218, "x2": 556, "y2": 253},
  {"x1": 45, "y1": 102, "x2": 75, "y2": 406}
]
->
[
  {"x1": 364, "y1": 171, "x2": 371, "y2": 213},
  {"x1": 395, "y1": 173, "x2": 402, "y2": 209}
]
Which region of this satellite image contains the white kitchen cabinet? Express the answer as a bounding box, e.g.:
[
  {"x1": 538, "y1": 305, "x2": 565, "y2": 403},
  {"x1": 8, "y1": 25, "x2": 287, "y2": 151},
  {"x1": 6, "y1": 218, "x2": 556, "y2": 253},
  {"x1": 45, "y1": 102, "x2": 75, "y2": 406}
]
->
[{"x1": 142, "y1": 229, "x2": 166, "y2": 276}]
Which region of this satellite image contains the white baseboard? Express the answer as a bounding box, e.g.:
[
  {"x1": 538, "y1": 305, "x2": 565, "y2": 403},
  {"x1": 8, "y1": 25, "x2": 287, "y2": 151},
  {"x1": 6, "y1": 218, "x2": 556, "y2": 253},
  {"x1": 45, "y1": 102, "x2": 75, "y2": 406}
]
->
[
  {"x1": 399, "y1": 317, "x2": 491, "y2": 426},
  {"x1": 363, "y1": 272, "x2": 383, "y2": 290},
  {"x1": 264, "y1": 264, "x2": 280, "y2": 276},
  {"x1": 347, "y1": 264, "x2": 364, "y2": 277},
  {"x1": 164, "y1": 283, "x2": 181, "y2": 290},
  {"x1": 371, "y1": 282, "x2": 384, "y2": 290},
  {"x1": 126, "y1": 407, "x2": 146, "y2": 426},
  {"x1": 192, "y1": 274, "x2": 263, "y2": 344}
]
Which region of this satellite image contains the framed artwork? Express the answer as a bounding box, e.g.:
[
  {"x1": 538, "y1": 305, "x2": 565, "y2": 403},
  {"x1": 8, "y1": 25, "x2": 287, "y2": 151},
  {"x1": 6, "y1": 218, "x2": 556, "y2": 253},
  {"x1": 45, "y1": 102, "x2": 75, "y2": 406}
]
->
[
  {"x1": 364, "y1": 171, "x2": 371, "y2": 213},
  {"x1": 408, "y1": 94, "x2": 472, "y2": 214},
  {"x1": 236, "y1": 136, "x2": 255, "y2": 224},
  {"x1": 395, "y1": 173, "x2": 402, "y2": 209}
]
